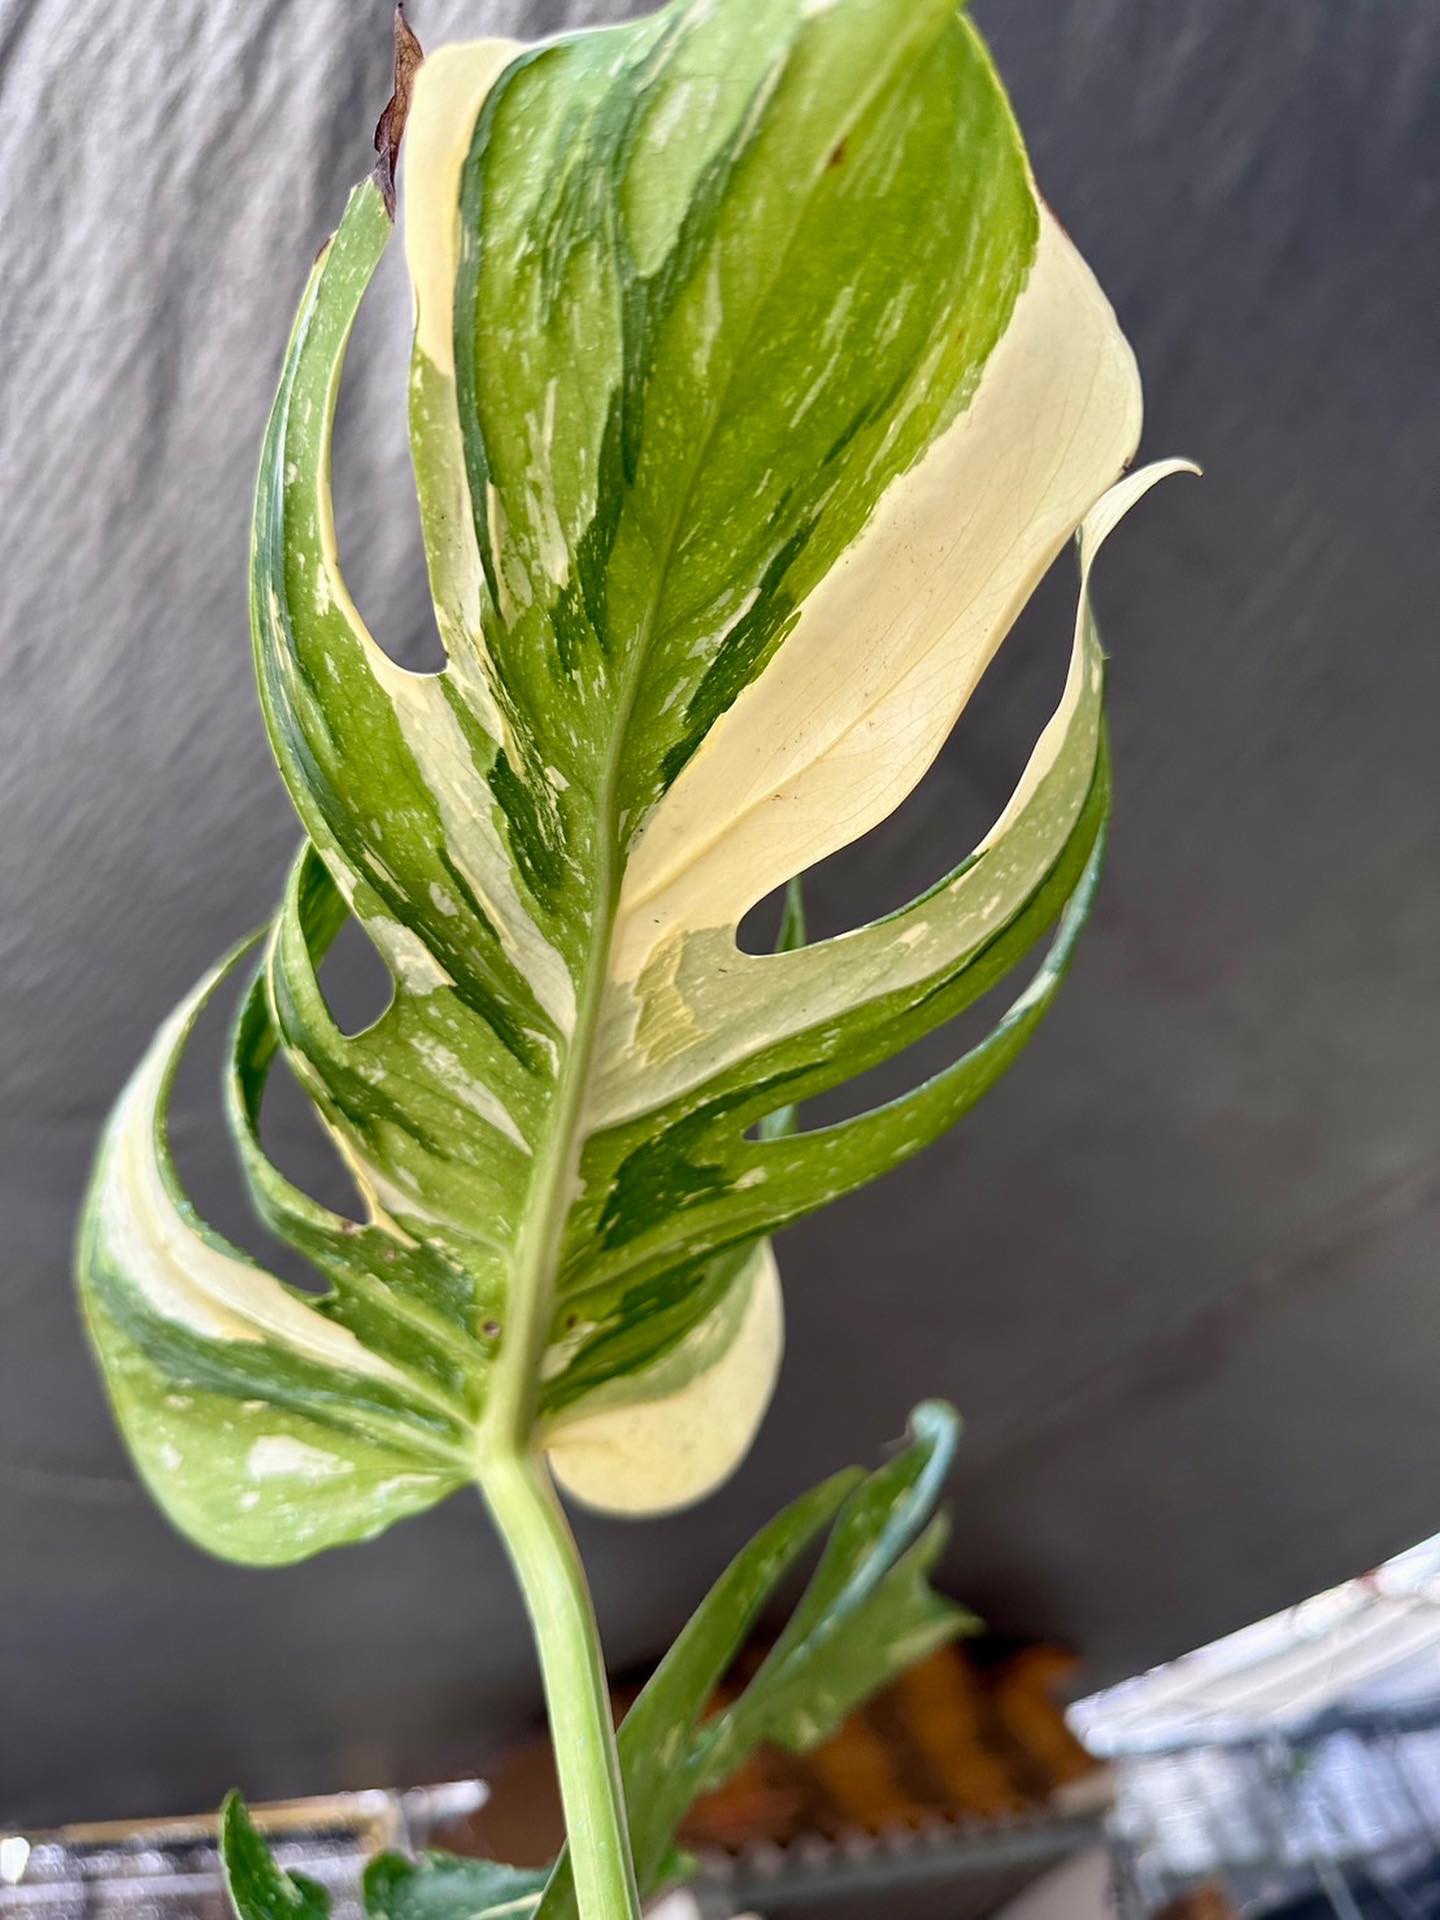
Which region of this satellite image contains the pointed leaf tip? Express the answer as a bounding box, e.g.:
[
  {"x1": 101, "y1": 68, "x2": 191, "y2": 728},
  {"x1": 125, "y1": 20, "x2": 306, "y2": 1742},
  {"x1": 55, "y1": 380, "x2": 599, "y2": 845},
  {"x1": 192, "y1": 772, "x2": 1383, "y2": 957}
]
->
[
  {"x1": 221, "y1": 1793, "x2": 330, "y2": 1920},
  {"x1": 372, "y1": 4, "x2": 424, "y2": 219},
  {"x1": 909, "y1": 1398, "x2": 962, "y2": 1452}
]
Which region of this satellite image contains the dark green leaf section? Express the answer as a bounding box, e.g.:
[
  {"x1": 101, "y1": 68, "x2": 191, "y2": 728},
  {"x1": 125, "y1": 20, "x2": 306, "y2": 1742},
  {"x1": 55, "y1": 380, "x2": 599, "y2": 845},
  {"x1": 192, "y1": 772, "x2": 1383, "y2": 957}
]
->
[
  {"x1": 223, "y1": 1800, "x2": 548, "y2": 1920},
  {"x1": 538, "y1": 879, "x2": 807, "y2": 1417},
  {"x1": 366, "y1": 1853, "x2": 548, "y2": 1920},
  {"x1": 263, "y1": 844, "x2": 530, "y2": 1311},
  {"x1": 242, "y1": 1830, "x2": 553, "y2": 1920},
  {"x1": 539, "y1": 1244, "x2": 753, "y2": 1422},
  {"x1": 697, "y1": 1404, "x2": 968, "y2": 1782},
  {"x1": 250, "y1": 180, "x2": 570, "y2": 1062},
  {"x1": 599, "y1": 826, "x2": 1104, "y2": 1298},
  {"x1": 221, "y1": 1793, "x2": 332, "y2": 1920},
  {"x1": 448, "y1": 0, "x2": 1036, "y2": 850},
  {"x1": 533, "y1": 1402, "x2": 966, "y2": 1917},
  {"x1": 226, "y1": 914, "x2": 494, "y2": 1411},
  {"x1": 549, "y1": 746, "x2": 1110, "y2": 1369},
  {"x1": 230, "y1": 970, "x2": 470, "y2": 1339}
]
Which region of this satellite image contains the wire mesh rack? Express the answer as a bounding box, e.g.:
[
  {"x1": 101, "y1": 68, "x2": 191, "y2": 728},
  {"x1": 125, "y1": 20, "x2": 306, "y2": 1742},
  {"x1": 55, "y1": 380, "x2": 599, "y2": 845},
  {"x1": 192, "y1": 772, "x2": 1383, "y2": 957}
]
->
[{"x1": 1108, "y1": 1704, "x2": 1440, "y2": 1918}]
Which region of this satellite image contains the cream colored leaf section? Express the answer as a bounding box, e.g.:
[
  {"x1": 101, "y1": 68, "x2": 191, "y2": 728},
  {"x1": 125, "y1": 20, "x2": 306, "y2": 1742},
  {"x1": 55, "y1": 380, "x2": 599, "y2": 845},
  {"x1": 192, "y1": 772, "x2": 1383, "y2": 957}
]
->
[
  {"x1": 543, "y1": 1248, "x2": 783, "y2": 1517},
  {"x1": 976, "y1": 453, "x2": 1199, "y2": 857},
  {"x1": 586, "y1": 457, "x2": 1193, "y2": 1131},
  {"x1": 403, "y1": 40, "x2": 521, "y2": 692},
  {"x1": 365, "y1": 650, "x2": 578, "y2": 1036},
  {"x1": 91, "y1": 958, "x2": 409, "y2": 1389},
  {"x1": 613, "y1": 205, "x2": 1142, "y2": 983},
  {"x1": 405, "y1": 39, "x2": 523, "y2": 379}
]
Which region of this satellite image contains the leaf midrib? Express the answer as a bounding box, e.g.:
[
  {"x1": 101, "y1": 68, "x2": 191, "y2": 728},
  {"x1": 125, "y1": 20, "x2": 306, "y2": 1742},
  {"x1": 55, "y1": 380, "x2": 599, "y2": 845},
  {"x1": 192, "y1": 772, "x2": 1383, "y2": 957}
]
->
[{"x1": 474, "y1": 5, "x2": 958, "y2": 1467}]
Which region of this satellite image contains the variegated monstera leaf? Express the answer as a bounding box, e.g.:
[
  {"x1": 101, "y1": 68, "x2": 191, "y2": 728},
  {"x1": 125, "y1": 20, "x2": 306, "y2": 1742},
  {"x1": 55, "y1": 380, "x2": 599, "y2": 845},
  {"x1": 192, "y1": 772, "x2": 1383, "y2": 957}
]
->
[{"x1": 78, "y1": 0, "x2": 1184, "y2": 1564}]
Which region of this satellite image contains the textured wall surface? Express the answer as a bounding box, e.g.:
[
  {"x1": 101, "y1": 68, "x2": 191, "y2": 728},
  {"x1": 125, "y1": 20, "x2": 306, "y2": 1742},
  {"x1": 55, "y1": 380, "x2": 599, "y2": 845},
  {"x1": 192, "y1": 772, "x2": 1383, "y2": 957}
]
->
[{"x1": 2, "y1": 0, "x2": 1437, "y2": 1828}]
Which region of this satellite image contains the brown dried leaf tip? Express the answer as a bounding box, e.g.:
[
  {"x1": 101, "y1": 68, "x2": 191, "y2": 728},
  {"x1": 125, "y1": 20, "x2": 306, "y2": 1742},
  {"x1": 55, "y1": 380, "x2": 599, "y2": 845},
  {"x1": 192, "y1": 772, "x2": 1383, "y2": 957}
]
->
[{"x1": 373, "y1": 4, "x2": 424, "y2": 220}]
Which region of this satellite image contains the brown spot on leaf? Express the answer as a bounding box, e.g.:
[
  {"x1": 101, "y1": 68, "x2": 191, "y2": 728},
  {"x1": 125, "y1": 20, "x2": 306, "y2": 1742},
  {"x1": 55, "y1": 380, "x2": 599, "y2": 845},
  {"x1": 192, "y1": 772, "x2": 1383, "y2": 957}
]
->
[
  {"x1": 372, "y1": 4, "x2": 424, "y2": 221},
  {"x1": 828, "y1": 139, "x2": 847, "y2": 169}
]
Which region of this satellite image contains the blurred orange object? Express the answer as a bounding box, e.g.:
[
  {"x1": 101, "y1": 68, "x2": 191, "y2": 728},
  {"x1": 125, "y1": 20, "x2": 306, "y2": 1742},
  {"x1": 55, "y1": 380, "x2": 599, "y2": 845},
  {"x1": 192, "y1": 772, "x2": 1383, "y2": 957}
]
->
[{"x1": 472, "y1": 1636, "x2": 1103, "y2": 1867}]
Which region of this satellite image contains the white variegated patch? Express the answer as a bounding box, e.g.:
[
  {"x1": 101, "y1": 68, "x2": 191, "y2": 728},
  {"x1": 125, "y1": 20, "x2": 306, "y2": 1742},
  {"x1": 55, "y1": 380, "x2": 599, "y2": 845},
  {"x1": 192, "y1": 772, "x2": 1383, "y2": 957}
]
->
[
  {"x1": 94, "y1": 964, "x2": 410, "y2": 1391},
  {"x1": 612, "y1": 209, "x2": 1140, "y2": 973},
  {"x1": 545, "y1": 1246, "x2": 783, "y2": 1516}
]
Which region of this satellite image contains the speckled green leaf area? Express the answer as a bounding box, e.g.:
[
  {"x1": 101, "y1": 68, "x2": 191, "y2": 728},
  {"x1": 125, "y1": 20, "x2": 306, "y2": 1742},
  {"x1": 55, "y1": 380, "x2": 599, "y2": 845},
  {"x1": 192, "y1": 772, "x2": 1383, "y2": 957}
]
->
[{"x1": 77, "y1": 0, "x2": 1175, "y2": 1562}]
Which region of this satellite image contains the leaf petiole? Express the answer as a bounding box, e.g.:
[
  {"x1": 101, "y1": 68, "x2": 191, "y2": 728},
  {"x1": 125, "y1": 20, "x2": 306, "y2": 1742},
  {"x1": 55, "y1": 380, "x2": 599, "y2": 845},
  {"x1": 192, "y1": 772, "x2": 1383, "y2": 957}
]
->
[{"x1": 479, "y1": 1454, "x2": 640, "y2": 1920}]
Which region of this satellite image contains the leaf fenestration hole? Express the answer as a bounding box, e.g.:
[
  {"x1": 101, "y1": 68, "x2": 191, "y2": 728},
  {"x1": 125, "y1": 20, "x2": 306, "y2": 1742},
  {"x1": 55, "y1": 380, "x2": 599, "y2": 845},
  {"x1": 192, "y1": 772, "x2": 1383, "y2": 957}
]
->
[
  {"x1": 316, "y1": 912, "x2": 397, "y2": 1038},
  {"x1": 257, "y1": 1052, "x2": 368, "y2": 1236},
  {"x1": 734, "y1": 544, "x2": 1074, "y2": 956},
  {"x1": 329, "y1": 226, "x2": 445, "y2": 673},
  {"x1": 166, "y1": 964, "x2": 343, "y2": 1288}
]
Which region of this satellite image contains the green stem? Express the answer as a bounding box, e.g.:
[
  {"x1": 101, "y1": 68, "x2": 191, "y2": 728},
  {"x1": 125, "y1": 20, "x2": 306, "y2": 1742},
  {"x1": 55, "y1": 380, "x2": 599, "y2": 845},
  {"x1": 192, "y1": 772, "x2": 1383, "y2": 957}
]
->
[{"x1": 480, "y1": 1452, "x2": 641, "y2": 1920}]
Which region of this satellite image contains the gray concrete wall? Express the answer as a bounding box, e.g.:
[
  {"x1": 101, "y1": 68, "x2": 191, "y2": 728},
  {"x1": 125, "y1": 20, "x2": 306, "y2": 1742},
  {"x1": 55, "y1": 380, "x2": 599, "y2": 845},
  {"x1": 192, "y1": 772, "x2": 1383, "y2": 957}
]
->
[{"x1": 2, "y1": 0, "x2": 1437, "y2": 1826}]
